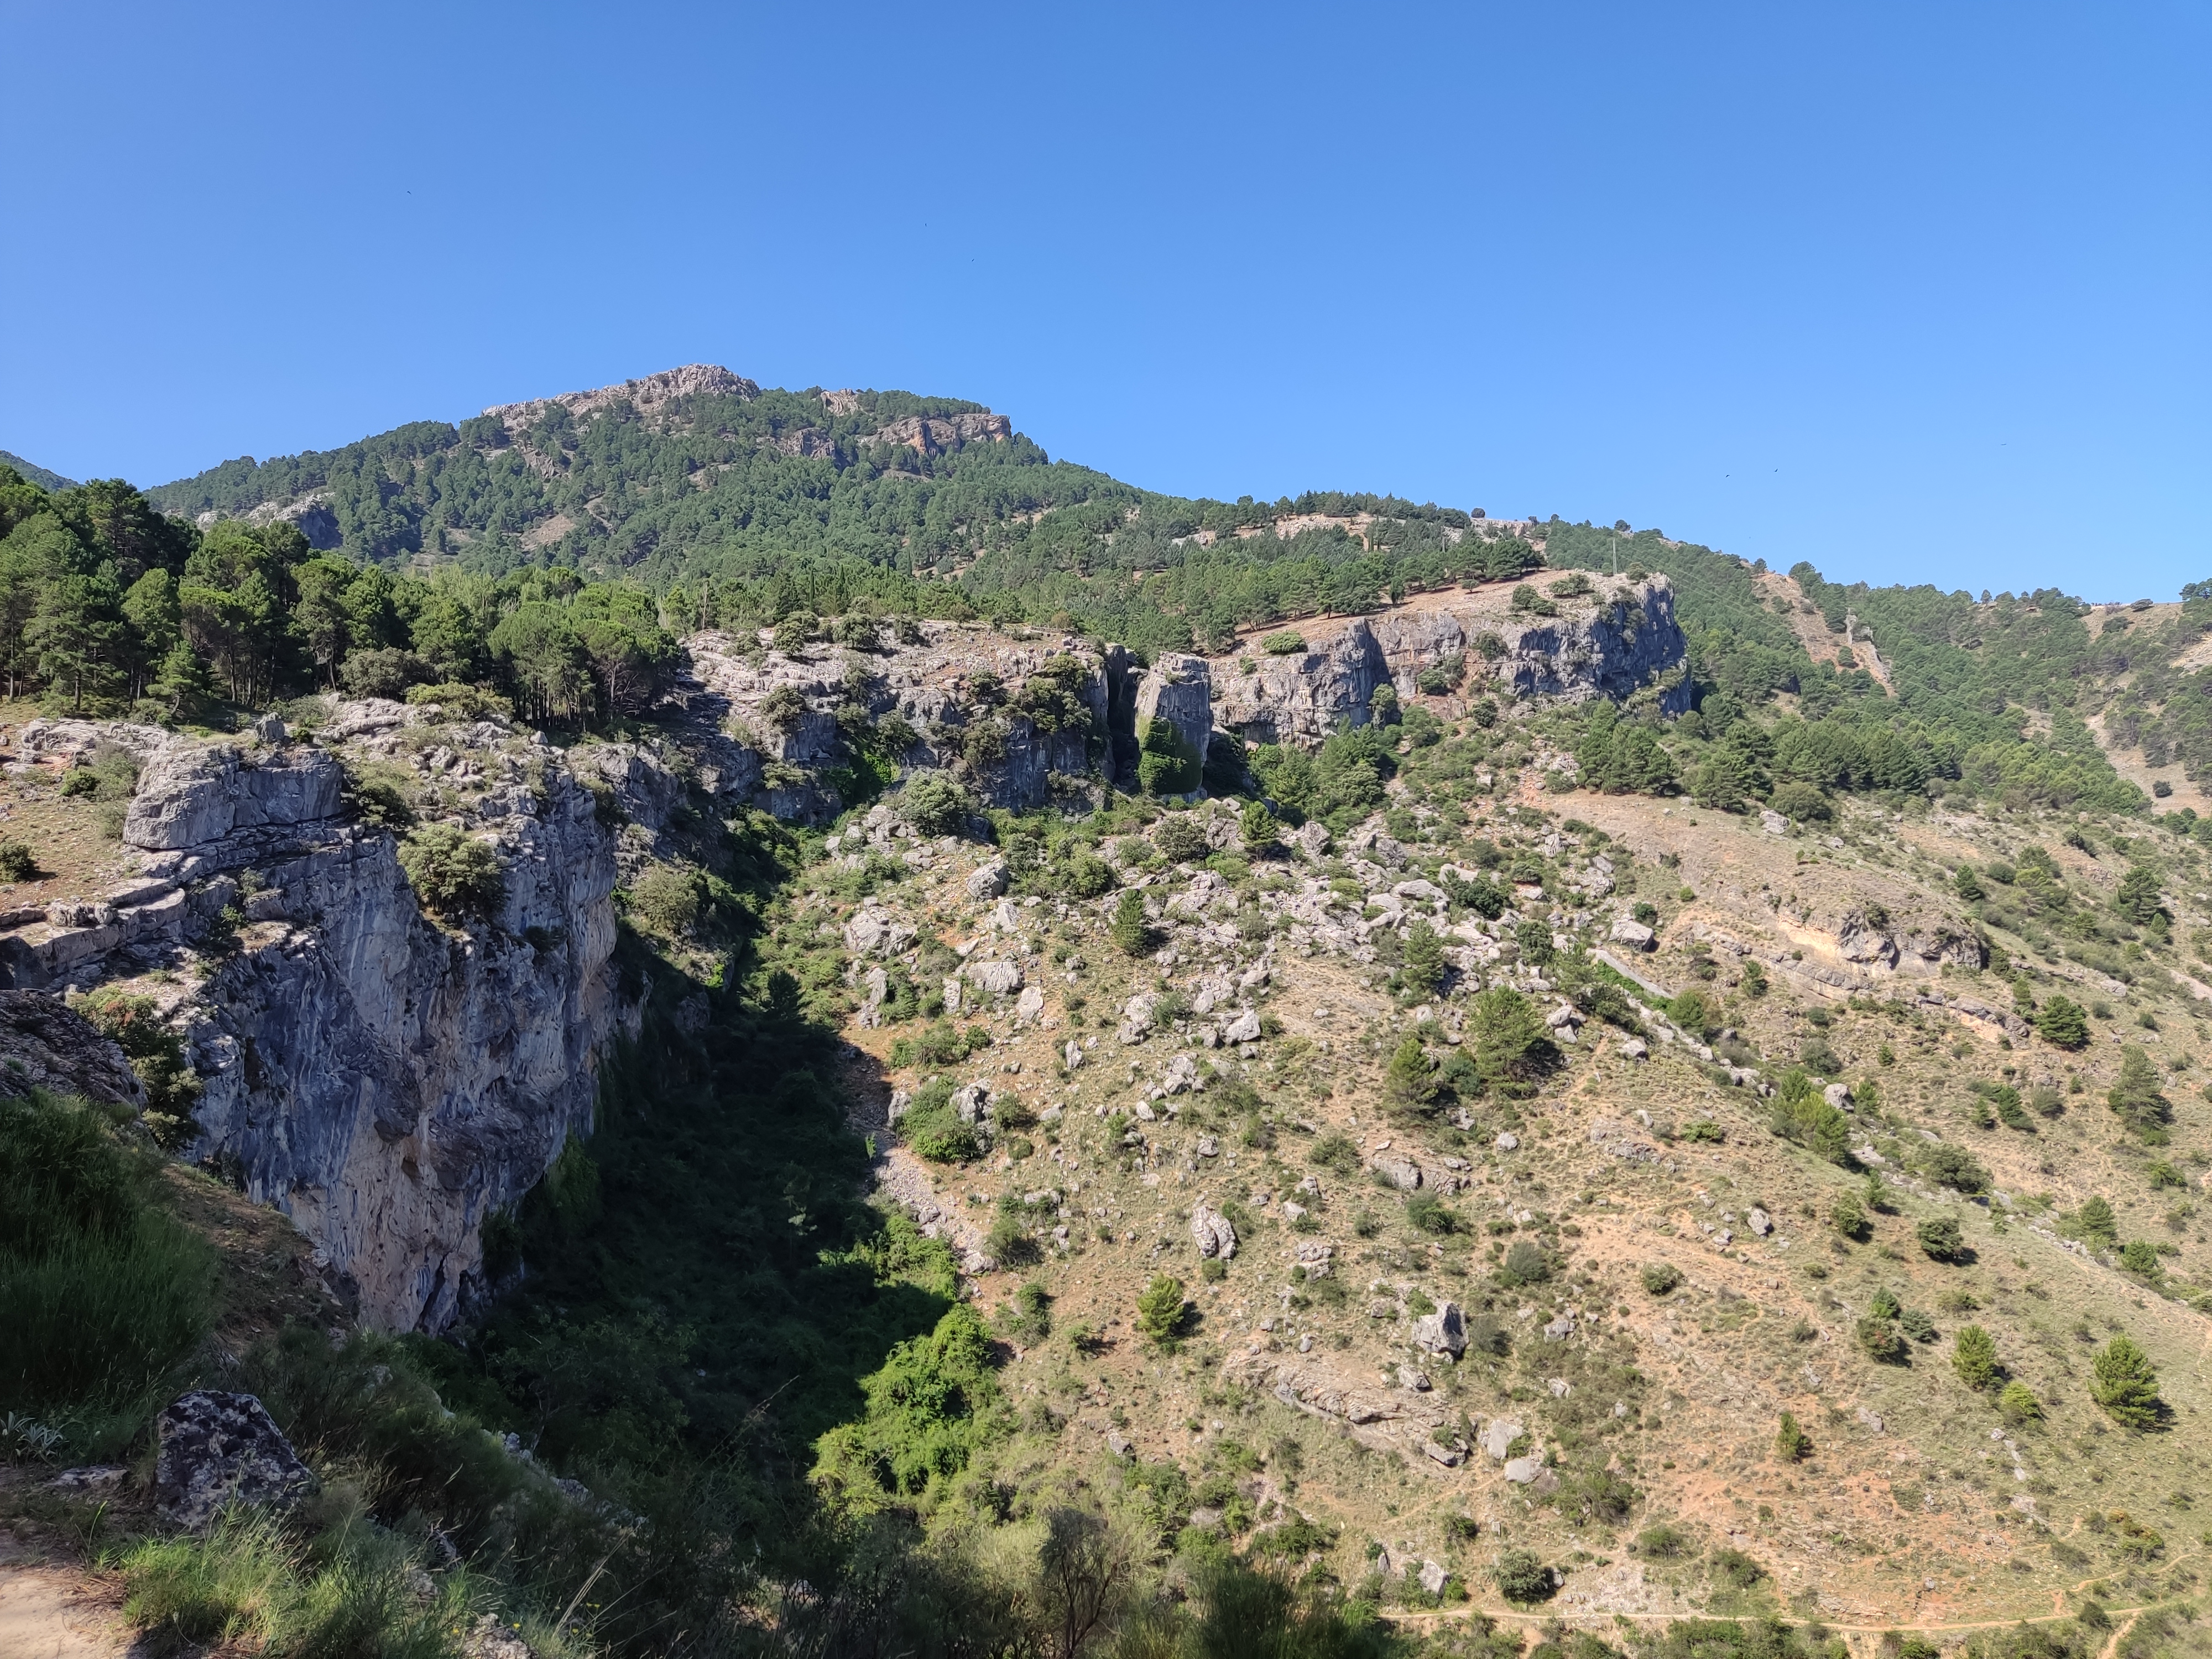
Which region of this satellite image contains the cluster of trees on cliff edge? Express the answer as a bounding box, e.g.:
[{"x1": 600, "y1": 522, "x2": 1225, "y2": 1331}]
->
[{"x1": 0, "y1": 466, "x2": 679, "y2": 727}]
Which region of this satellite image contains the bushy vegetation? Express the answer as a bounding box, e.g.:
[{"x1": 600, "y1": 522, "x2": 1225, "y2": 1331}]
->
[{"x1": 0, "y1": 1089, "x2": 213, "y2": 1449}]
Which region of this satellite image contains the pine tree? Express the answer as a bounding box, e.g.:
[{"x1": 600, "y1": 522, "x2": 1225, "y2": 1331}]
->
[
  {"x1": 2037, "y1": 995, "x2": 2089, "y2": 1050},
  {"x1": 2090, "y1": 1334, "x2": 2163, "y2": 1430},
  {"x1": 1953, "y1": 1325, "x2": 1997, "y2": 1391},
  {"x1": 1400, "y1": 921, "x2": 1446, "y2": 997},
  {"x1": 2107, "y1": 1046, "x2": 2172, "y2": 1142},
  {"x1": 1469, "y1": 987, "x2": 1557, "y2": 1098},
  {"x1": 1775, "y1": 1412, "x2": 1811, "y2": 1461},
  {"x1": 1110, "y1": 890, "x2": 1153, "y2": 957},
  {"x1": 1135, "y1": 1274, "x2": 1186, "y2": 1348},
  {"x1": 2116, "y1": 866, "x2": 2165, "y2": 925},
  {"x1": 1384, "y1": 1036, "x2": 1438, "y2": 1113}
]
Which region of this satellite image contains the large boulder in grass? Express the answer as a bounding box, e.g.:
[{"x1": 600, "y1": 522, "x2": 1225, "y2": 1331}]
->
[{"x1": 154, "y1": 1391, "x2": 314, "y2": 1530}]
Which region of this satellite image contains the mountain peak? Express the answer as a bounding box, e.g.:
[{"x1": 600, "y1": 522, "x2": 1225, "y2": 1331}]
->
[{"x1": 483, "y1": 363, "x2": 757, "y2": 424}]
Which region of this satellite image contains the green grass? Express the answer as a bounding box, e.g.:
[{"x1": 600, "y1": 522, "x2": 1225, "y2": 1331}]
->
[{"x1": 0, "y1": 1090, "x2": 214, "y2": 1448}]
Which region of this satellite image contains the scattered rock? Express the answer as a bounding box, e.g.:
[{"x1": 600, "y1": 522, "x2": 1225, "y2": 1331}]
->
[
  {"x1": 1503, "y1": 1455, "x2": 1556, "y2": 1490},
  {"x1": 154, "y1": 1391, "x2": 315, "y2": 1531},
  {"x1": 1609, "y1": 917, "x2": 1656, "y2": 951},
  {"x1": 1192, "y1": 1202, "x2": 1238, "y2": 1259},
  {"x1": 1542, "y1": 1311, "x2": 1577, "y2": 1342},
  {"x1": 1397, "y1": 1365, "x2": 1432, "y2": 1392},
  {"x1": 1760, "y1": 808, "x2": 1788, "y2": 835},
  {"x1": 1222, "y1": 1007, "x2": 1262, "y2": 1044},
  {"x1": 1494, "y1": 1131, "x2": 1519, "y2": 1151},
  {"x1": 1411, "y1": 1300, "x2": 1466, "y2": 1357},
  {"x1": 1747, "y1": 1207, "x2": 1772, "y2": 1237},
  {"x1": 1418, "y1": 1559, "x2": 1449, "y2": 1595},
  {"x1": 1372, "y1": 1155, "x2": 1422, "y2": 1190},
  {"x1": 1481, "y1": 1418, "x2": 1523, "y2": 1460},
  {"x1": 966, "y1": 859, "x2": 1010, "y2": 899},
  {"x1": 964, "y1": 958, "x2": 1024, "y2": 997}
]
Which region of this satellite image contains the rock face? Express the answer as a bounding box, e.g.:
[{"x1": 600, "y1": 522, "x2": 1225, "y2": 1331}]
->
[
  {"x1": 1209, "y1": 576, "x2": 1688, "y2": 745},
  {"x1": 154, "y1": 1391, "x2": 314, "y2": 1530},
  {"x1": 0, "y1": 714, "x2": 625, "y2": 1335},
  {"x1": 0, "y1": 990, "x2": 145, "y2": 1106},
  {"x1": 1134, "y1": 654, "x2": 1213, "y2": 775},
  {"x1": 682, "y1": 624, "x2": 1108, "y2": 823}
]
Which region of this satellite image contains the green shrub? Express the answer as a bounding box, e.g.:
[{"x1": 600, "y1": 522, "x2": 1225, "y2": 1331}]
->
[
  {"x1": 900, "y1": 771, "x2": 972, "y2": 837},
  {"x1": 1998, "y1": 1380, "x2": 2042, "y2": 1425},
  {"x1": 1917, "y1": 1141, "x2": 1991, "y2": 1194},
  {"x1": 397, "y1": 824, "x2": 505, "y2": 921},
  {"x1": 1065, "y1": 852, "x2": 1116, "y2": 898},
  {"x1": 1954, "y1": 1325, "x2": 1997, "y2": 1391},
  {"x1": 1153, "y1": 814, "x2": 1208, "y2": 863},
  {"x1": 1310, "y1": 1134, "x2": 1361, "y2": 1176},
  {"x1": 625, "y1": 862, "x2": 705, "y2": 941},
  {"x1": 1136, "y1": 1274, "x2": 1188, "y2": 1348},
  {"x1": 1641, "y1": 1262, "x2": 1683, "y2": 1296},
  {"x1": 1405, "y1": 1193, "x2": 1455, "y2": 1235},
  {"x1": 0, "y1": 840, "x2": 39, "y2": 882},
  {"x1": 2120, "y1": 1239, "x2": 2162, "y2": 1279},
  {"x1": 1497, "y1": 1240, "x2": 1550, "y2": 1287},
  {"x1": 0, "y1": 1091, "x2": 214, "y2": 1437},
  {"x1": 1917, "y1": 1215, "x2": 1966, "y2": 1261},
  {"x1": 1493, "y1": 1547, "x2": 1553, "y2": 1604},
  {"x1": 79, "y1": 990, "x2": 201, "y2": 1146},
  {"x1": 1261, "y1": 631, "x2": 1307, "y2": 656},
  {"x1": 1709, "y1": 1547, "x2": 1764, "y2": 1589},
  {"x1": 900, "y1": 1078, "x2": 980, "y2": 1164},
  {"x1": 403, "y1": 681, "x2": 512, "y2": 722},
  {"x1": 1775, "y1": 1412, "x2": 1811, "y2": 1461},
  {"x1": 1636, "y1": 1524, "x2": 1690, "y2": 1557},
  {"x1": 1858, "y1": 1316, "x2": 1908, "y2": 1364},
  {"x1": 2090, "y1": 1334, "x2": 2162, "y2": 1430}
]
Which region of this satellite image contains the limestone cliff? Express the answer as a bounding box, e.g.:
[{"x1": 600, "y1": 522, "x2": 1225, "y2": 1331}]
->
[
  {"x1": 0, "y1": 708, "x2": 622, "y2": 1334},
  {"x1": 1210, "y1": 574, "x2": 1689, "y2": 745}
]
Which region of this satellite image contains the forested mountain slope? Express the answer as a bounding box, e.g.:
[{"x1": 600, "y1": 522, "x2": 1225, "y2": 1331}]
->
[{"x1": 11, "y1": 366, "x2": 2212, "y2": 1659}]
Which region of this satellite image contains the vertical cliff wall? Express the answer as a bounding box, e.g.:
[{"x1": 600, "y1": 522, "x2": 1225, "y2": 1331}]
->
[{"x1": 0, "y1": 709, "x2": 623, "y2": 1333}]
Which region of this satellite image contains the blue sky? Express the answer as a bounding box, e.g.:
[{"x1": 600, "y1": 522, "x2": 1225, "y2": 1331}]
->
[{"x1": 3, "y1": 2, "x2": 2205, "y2": 599}]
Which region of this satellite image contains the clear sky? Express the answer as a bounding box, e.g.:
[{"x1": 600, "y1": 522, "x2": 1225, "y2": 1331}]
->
[{"x1": 3, "y1": 2, "x2": 2205, "y2": 599}]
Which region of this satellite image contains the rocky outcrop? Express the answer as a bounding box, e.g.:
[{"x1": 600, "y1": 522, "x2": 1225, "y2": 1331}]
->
[
  {"x1": 0, "y1": 711, "x2": 624, "y2": 1334},
  {"x1": 0, "y1": 990, "x2": 145, "y2": 1106},
  {"x1": 1135, "y1": 654, "x2": 1213, "y2": 774},
  {"x1": 1210, "y1": 576, "x2": 1689, "y2": 745},
  {"x1": 154, "y1": 1391, "x2": 314, "y2": 1530},
  {"x1": 681, "y1": 624, "x2": 1107, "y2": 822}
]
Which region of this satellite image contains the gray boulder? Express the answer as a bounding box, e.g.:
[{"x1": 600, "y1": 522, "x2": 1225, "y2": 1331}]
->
[
  {"x1": 124, "y1": 743, "x2": 345, "y2": 851},
  {"x1": 1192, "y1": 1202, "x2": 1238, "y2": 1259},
  {"x1": 154, "y1": 1391, "x2": 314, "y2": 1530},
  {"x1": 1372, "y1": 1155, "x2": 1421, "y2": 1191},
  {"x1": 965, "y1": 958, "x2": 1024, "y2": 997},
  {"x1": 966, "y1": 859, "x2": 1010, "y2": 899},
  {"x1": 1481, "y1": 1417, "x2": 1524, "y2": 1460},
  {"x1": 1411, "y1": 1300, "x2": 1465, "y2": 1357}
]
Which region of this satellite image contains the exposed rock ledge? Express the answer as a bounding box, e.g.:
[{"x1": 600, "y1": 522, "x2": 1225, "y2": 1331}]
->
[{"x1": 0, "y1": 711, "x2": 626, "y2": 1334}]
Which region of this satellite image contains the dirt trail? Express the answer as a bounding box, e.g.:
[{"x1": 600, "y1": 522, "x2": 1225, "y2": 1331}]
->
[{"x1": 0, "y1": 1561, "x2": 131, "y2": 1659}]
